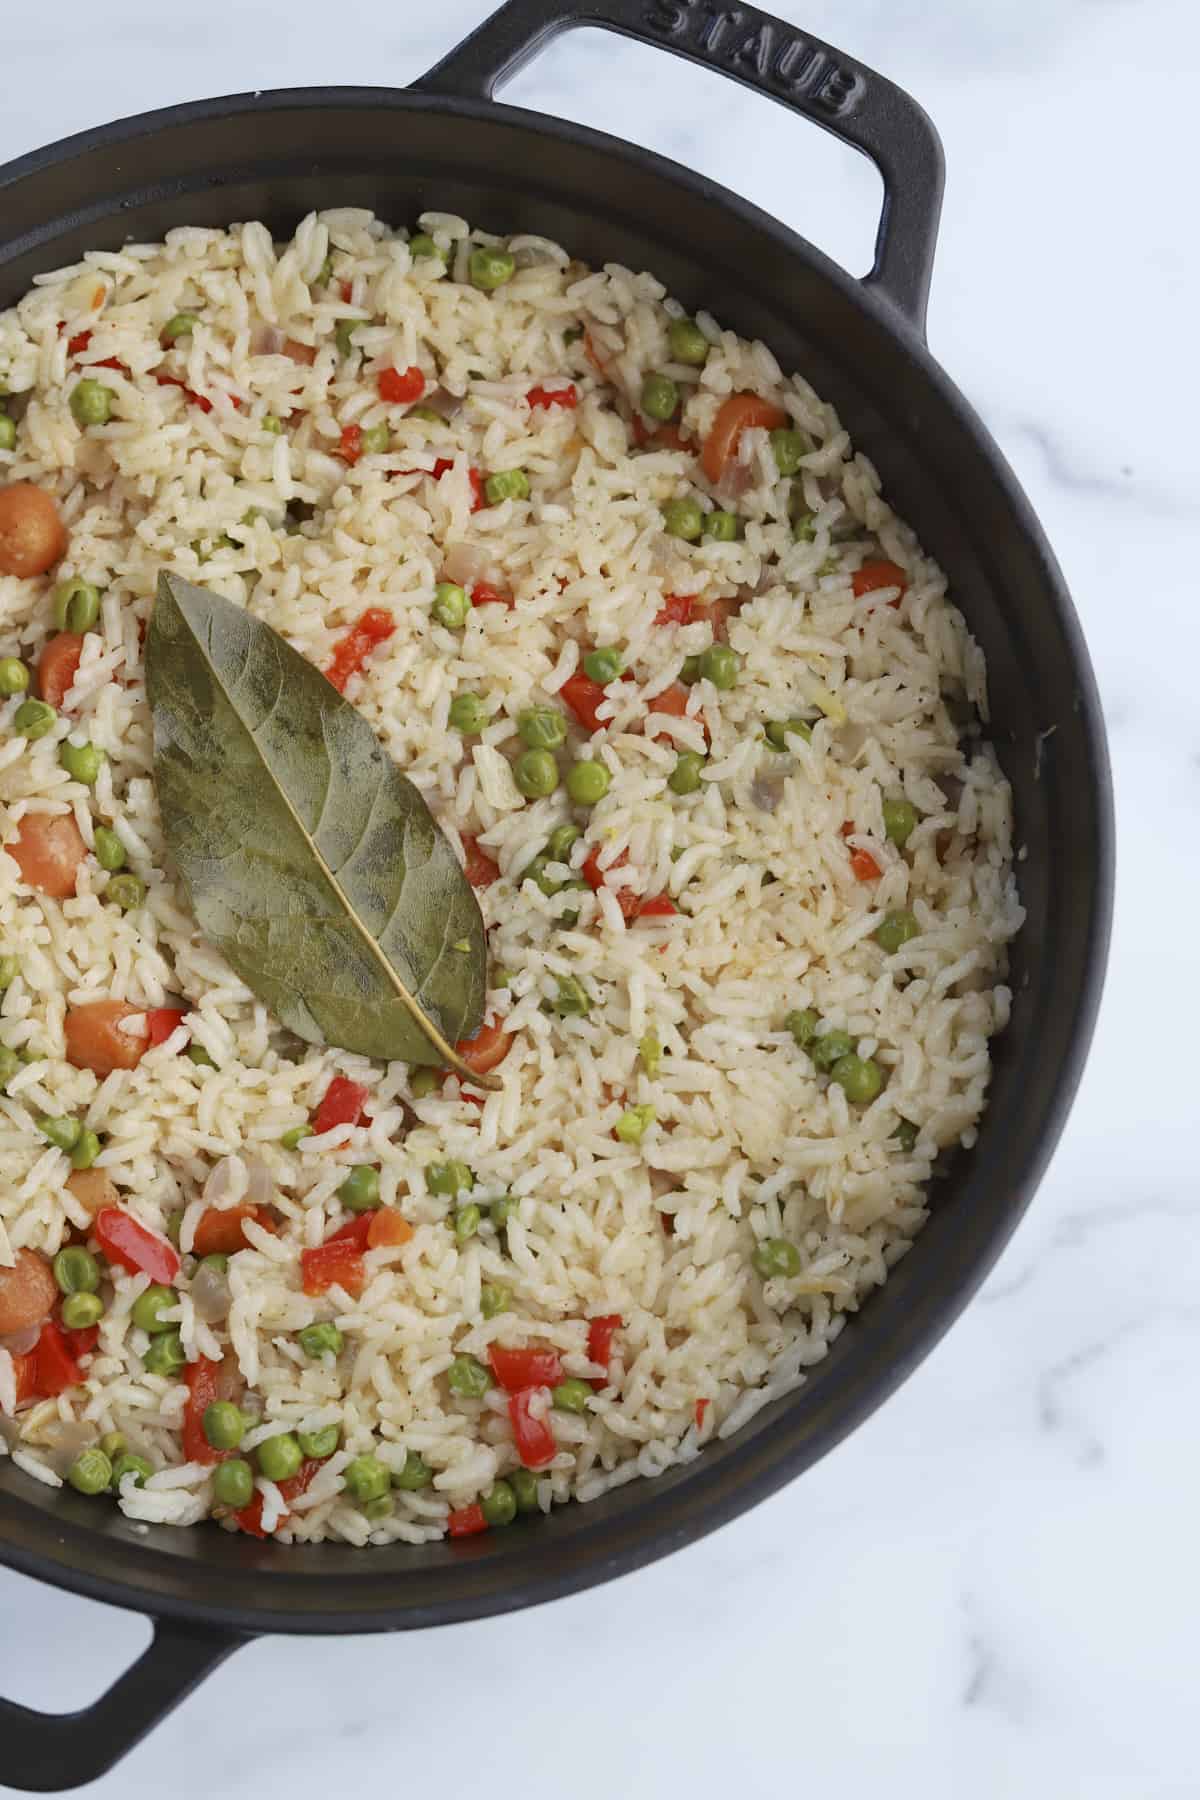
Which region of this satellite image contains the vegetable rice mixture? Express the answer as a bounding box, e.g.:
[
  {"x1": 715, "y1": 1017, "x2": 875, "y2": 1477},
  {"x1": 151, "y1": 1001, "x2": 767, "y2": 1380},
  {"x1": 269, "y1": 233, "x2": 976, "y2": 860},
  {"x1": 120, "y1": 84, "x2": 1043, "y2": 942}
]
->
[{"x1": 0, "y1": 210, "x2": 1023, "y2": 1544}]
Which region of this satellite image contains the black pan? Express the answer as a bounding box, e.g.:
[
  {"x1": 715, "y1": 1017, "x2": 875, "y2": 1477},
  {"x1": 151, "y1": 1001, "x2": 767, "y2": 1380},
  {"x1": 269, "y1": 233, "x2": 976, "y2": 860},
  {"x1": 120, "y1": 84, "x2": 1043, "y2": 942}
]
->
[{"x1": 0, "y1": 2, "x2": 1113, "y2": 1788}]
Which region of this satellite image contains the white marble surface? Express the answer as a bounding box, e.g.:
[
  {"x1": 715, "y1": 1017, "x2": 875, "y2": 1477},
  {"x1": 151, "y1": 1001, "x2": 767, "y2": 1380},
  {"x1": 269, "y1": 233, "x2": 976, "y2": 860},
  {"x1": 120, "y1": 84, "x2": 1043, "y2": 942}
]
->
[{"x1": 1, "y1": 0, "x2": 1194, "y2": 1793}]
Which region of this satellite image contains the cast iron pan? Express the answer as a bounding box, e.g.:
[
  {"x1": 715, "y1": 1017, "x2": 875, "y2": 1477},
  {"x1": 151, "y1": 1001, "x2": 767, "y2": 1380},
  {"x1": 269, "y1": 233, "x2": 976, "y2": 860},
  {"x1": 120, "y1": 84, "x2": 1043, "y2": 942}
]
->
[{"x1": 0, "y1": 1, "x2": 1113, "y2": 1787}]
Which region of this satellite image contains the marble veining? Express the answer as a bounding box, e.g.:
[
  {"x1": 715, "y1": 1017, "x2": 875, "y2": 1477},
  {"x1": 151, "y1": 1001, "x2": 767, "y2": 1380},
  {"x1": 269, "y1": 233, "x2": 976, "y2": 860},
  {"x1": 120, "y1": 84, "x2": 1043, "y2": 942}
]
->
[{"x1": 1, "y1": 1, "x2": 1194, "y2": 1794}]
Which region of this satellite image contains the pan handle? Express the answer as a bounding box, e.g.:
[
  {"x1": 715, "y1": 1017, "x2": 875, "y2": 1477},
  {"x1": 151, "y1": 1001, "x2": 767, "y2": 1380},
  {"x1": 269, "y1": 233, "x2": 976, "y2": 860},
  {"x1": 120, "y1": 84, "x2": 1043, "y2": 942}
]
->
[
  {"x1": 414, "y1": 0, "x2": 944, "y2": 334},
  {"x1": 0, "y1": 1619, "x2": 244, "y2": 1793}
]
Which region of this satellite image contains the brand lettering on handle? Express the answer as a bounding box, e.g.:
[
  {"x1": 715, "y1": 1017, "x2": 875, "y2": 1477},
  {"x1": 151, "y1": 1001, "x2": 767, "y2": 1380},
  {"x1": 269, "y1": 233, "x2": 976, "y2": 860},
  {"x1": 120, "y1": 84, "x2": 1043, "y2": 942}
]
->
[{"x1": 641, "y1": 0, "x2": 864, "y2": 115}]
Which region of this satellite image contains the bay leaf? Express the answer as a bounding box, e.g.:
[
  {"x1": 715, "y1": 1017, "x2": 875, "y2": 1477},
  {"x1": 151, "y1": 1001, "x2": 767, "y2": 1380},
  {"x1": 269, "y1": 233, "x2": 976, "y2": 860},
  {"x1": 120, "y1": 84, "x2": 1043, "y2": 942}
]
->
[{"x1": 145, "y1": 573, "x2": 495, "y2": 1083}]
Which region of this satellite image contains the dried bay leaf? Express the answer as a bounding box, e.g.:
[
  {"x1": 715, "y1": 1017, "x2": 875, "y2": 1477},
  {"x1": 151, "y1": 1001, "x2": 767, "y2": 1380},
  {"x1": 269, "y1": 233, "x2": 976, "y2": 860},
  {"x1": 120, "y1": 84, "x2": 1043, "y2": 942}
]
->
[{"x1": 146, "y1": 573, "x2": 494, "y2": 1082}]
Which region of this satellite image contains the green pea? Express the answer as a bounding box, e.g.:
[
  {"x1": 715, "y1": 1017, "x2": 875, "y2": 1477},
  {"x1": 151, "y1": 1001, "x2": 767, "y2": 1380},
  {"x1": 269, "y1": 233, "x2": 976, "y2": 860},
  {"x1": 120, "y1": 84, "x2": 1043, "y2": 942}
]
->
[
  {"x1": 480, "y1": 1479, "x2": 517, "y2": 1526},
  {"x1": 669, "y1": 749, "x2": 706, "y2": 795},
  {"x1": 38, "y1": 1114, "x2": 81, "y2": 1152},
  {"x1": 161, "y1": 312, "x2": 200, "y2": 344},
  {"x1": 298, "y1": 1322, "x2": 344, "y2": 1360},
  {"x1": 875, "y1": 909, "x2": 920, "y2": 954},
  {"x1": 638, "y1": 1030, "x2": 662, "y2": 1076},
  {"x1": 447, "y1": 1354, "x2": 490, "y2": 1399},
  {"x1": 432, "y1": 581, "x2": 470, "y2": 629},
  {"x1": 142, "y1": 1329, "x2": 185, "y2": 1376},
  {"x1": 164, "y1": 1211, "x2": 183, "y2": 1248},
  {"x1": 91, "y1": 825, "x2": 126, "y2": 871},
  {"x1": 753, "y1": 1237, "x2": 802, "y2": 1279},
  {"x1": 288, "y1": 1423, "x2": 337, "y2": 1463},
  {"x1": 553, "y1": 973, "x2": 590, "y2": 1018},
  {"x1": 364, "y1": 1493, "x2": 394, "y2": 1522},
  {"x1": 830, "y1": 1053, "x2": 884, "y2": 1105},
  {"x1": 0, "y1": 657, "x2": 29, "y2": 695},
  {"x1": 256, "y1": 1432, "x2": 302, "y2": 1482},
  {"x1": 541, "y1": 824, "x2": 577, "y2": 867},
  {"x1": 468, "y1": 246, "x2": 516, "y2": 291},
  {"x1": 565, "y1": 760, "x2": 609, "y2": 806},
  {"x1": 662, "y1": 497, "x2": 703, "y2": 541},
  {"x1": 614, "y1": 1104, "x2": 655, "y2": 1145},
  {"x1": 563, "y1": 324, "x2": 584, "y2": 345},
  {"x1": 15, "y1": 698, "x2": 56, "y2": 739},
  {"x1": 203, "y1": 1402, "x2": 246, "y2": 1451},
  {"x1": 213, "y1": 1459, "x2": 254, "y2": 1508},
  {"x1": 893, "y1": 1118, "x2": 919, "y2": 1153},
  {"x1": 0, "y1": 1046, "x2": 17, "y2": 1090},
  {"x1": 514, "y1": 748, "x2": 559, "y2": 798},
  {"x1": 280, "y1": 1124, "x2": 309, "y2": 1150},
  {"x1": 0, "y1": 954, "x2": 18, "y2": 989},
  {"x1": 261, "y1": 414, "x2": 284, "y2": 435},
  {"x1": 449, "y1": 692, "x2": 487, "y2": 734},
  {"x1": 409, "y1": 1067, "x2": 440, "y2": 1100},
  {"x1": 53, "y1": 1246, "x2": 99, "y2": 1295},
  {"x1": 186, "y1": 1044, "x2": 215, "y2": 1069},
  {"x1": 883, "y1": 798, "x2": 919, "y2": 847},
  {"x1": 0, "y1": 416, "x2": 15, "y2": 452},
  {"x1": 334, "y1": 320, "x2": 359, "y2": 357},
  {"x1": 132, "y1": 1285, "x2": 177, "y2": 1335},
  {"x1": 764, "y1": 718, "x2": 812, "y2": 750},
  {"x1": 679, "y1": 654, "x2": 702, "y2": 685},
  {"x1": 698, "y1": 644, "x2": 739, "y2": 689},
  {"x1": 99, "y1": 1431, "x2": 126, "y2": 1460},
  {"x1": 338, "y1": 1165, "x2": 380, "y2": 1213},
  {"x1": 480, "y1": 1283, "x2": 511, "y2": 1320},
  {"x1": 409, "y1": 234, "x2": 444, "y2": 262},
  {"x1": 360, "y1": 423, "x2": 389, "y2": 455},
  {"x1": 392, "y1": 1447, "x2": 433, "y2": 1490},
  {"x1": 59, "y1": 739, "x2": 105, "y2": 785},
  {"x1": 703, "y1": 510, "x2": 738, "y2": 541},
  {"x1": 61, "y1": 1291, "x2": 104, "y2": 1329},
  {"x1": 315, "y1": 256, "x2": 334, "y2": 285},
  {"x1": 485, "y1": 467, "x2": 529, "y2": 505},
  {"x1": 810, "y1": 1029, "x2": 854, "y2": 1072},
  {"x1": 641, "y1": 372, "x2": 678, "y2": 422},
  {"x1": 111, "y1": 1453, "x2": 153, "y2": 1490},
  {"x1": 551, "y1": 1377, "x2": 592, "y2": 1414},
  {"x1": 70, "y1": 379, "x2": 113, "y2": 427},
  {"x1": 667, "y1": 317, "x2": 710, "y2": 365},
  {"x1": 768, "y1": 428, "x2": 808, "y2": 476},
  {"x1": 427, "y1": 1160, "x2": 474, "y2": 1197},
  {"x1": 583, "y1": 646, "x2": 623, "y2": 685},
  {"x1": 106, "y1": 873, "x2": 145, "y2": 911},
  {"x1": 793, "y1": 510, "x2": 816, "y2": 543},
  {"x1": 67, "y1": 1448, "x2": 112, "y2": 1495},
  {"x1": 509, "y1": 1467, "x2": 541, "y2": 1512},
  {"x1": 454, "y1": 1203, "x2": 481, "y2": 1245},
  {"x1": 407, "y1": 405, "x2": 446, "y2": 424},
  {"x1": 490, "y1": 1195, "x2": 516, "y2": 1232},
  {"x1": 517, "y1": 706, "x2": 567, "y2": 751},
  {"x1": 52, "y1": 580, "x2": 102, "y2": 633},
  {"x1": 785, "y1": 1008, "x2": 820, "y2": 1049}
]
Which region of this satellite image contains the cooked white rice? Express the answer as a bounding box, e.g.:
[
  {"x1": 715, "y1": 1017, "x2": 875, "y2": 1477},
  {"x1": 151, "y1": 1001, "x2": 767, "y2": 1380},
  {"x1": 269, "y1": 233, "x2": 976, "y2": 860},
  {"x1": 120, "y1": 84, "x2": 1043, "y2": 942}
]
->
[{"x1": 0, "y1": 208, "x2": 1023, "y2": 1543}]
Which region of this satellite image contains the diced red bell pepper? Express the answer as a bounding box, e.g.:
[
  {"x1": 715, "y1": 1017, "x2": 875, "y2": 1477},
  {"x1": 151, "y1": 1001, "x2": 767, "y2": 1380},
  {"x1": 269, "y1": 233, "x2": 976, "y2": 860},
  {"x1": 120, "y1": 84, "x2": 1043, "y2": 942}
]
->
[
  {"x1": 32, "y1": 1320, "x2": 82, "y2": 1398},
  {"x1": 471, "y1": 582, "x2": 513, "y2": 609},
  {"x1": 586, "y1": 1314, "x2": 622, "y2": 1390},
  {"x1": 378, "y1": 364, "x2": 426, "y2": 405},
  {"x1": 92, "y1": 357, "x2": 128, "y2": 374},
  {"x1": 636, "y1": 894, "x2": 677, "y2": 918},
  {"x1": 327, "y1": 1214, "x2": 374, "y2": 1250},
  {"x1": 311, "y1": 1075, "x2": 370, "y2": 1136},
  {"x1": 182, "y1": 1356, "x2": 233, "y2": 1466},
  {"x1": 528, "y1": 383, "x2": 577, "y2": 410},
  {"x1": 154, "y1": 372, "x2": 213, "y2": 413},
  {"x1": 339, "y1": 280, "x2": 353, "y2": 302},
  {"x1": 325, "y1": 607, "x2": 395, "y2": 692},
  {"x1": 431, "y1": 460, "x2": 485, "y2": 510},
  {"x1": 488, "y1": 1344, "x2": 563, "y2": 1392},
  {"x1": 654, "y1": 593, "x2": 694, "y2": 627},
  {"x1": 339, "y1": 423, "x2": 363, "y2": 464},
  {"x1": 144, "y1": 1007, "x2": 188, "y2": 1048},
  {"x1": 581, "y1": 848, "x2": 642, "y2": 922},
  {"x1": 191, "y1": 1204, "x2": 275, "y2": 1257},
  {"x1": 447, "y1": 1503, "x2": 489, "y2": 1537},
  {"x1": 508, "y1": 1388, "x2": 557, "y2": 1469},
  {"x1": 66, "y1": 330, "x2": 92, "y2": 356},
  {"x1": 58, "y1": 1320, "x2": 99, "y2": 1360},
  {"x1": 631, "y1": 414, "x2": 692, "y2": 452},
  {"x1": 367, "y1": 1210, "x2": 413, "y2": 1250},
  {"x1": 95, "y1": 1207, "x2": 181, "y2": 1284},
  {"x1": 234, "y1": 1456, "x2": 322, "y2": 1537},
  {"x1": 852, "y1": 559, "x2": 908, "y2": 604},
  {"x1": 560, "y1": 670, "x2": 609, "y2": 733},
  {"x1": 11, "y1": 1350, "x2": 38, "y2": 1409},
  {"x1": 695, "y1": 1398, "x2": 710, "y2": 1430},
  {"x1": 849, "y1": 847, "x2": 882, "y2": 882},
  {"x1": 461, "y1": 836, "x2": 500, "y2": 889},
  {"x1": 300, "y1": 1239, "x2": 366, "y2": 1298}
]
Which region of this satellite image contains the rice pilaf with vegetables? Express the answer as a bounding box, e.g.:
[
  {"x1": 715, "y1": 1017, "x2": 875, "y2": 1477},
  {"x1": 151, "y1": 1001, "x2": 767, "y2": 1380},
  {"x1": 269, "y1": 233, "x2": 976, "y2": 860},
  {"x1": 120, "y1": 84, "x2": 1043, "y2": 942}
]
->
[{"x1": 0, "y1": 209, "x2": 1023, "y2": 1543}]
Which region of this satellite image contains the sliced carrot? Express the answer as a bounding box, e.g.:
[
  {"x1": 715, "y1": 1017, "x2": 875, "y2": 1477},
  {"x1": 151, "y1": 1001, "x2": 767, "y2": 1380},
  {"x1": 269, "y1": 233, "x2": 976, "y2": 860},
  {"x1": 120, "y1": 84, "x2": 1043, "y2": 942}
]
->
[
  {"x1": 701, "y1": 392, "x2": 788, "y2": 484},
  {"x1": 454, "y1": 1019, "x2": 513, "y2": 1076},
  {"x1": 8, "y1": 813, "x2": 87, "y2": 898},
  {"x1": 64, "y1": 1000, "x2": 146, "y2": 1075},
  {"x1": 367, "y1": 1209, "x2": 414, "y2": 1250},
  {"x1": 849, "y1": 848, "x2": 882, "y2": 882},
  {"x1": 37, "y1": 632, "x2": 84, "y2": 707},
  {"x1": 852, "y1": 559, "x2": 908, "y2": 603}
]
